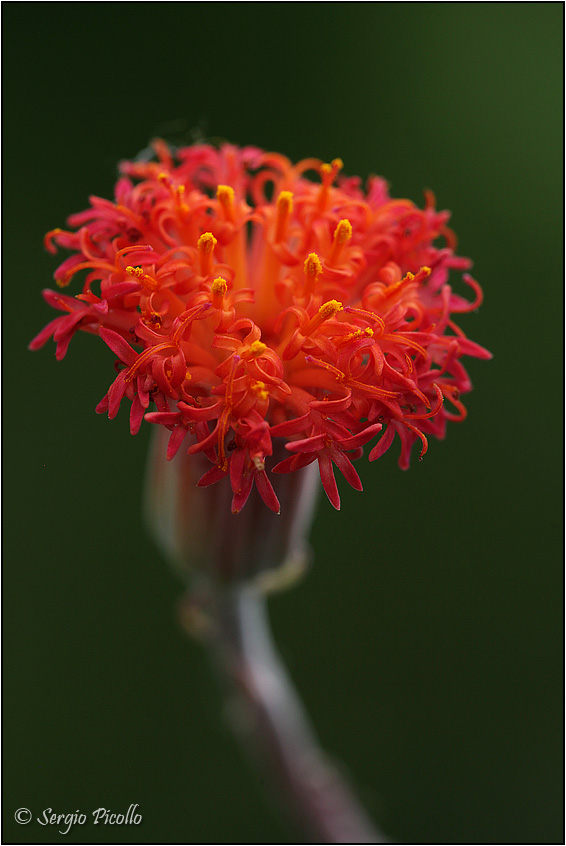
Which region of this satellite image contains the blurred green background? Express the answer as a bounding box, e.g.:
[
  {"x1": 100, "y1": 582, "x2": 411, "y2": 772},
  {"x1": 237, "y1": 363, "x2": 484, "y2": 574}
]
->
[{"x1": 3, "y1": 3, "x2": 562, "y2": 844}]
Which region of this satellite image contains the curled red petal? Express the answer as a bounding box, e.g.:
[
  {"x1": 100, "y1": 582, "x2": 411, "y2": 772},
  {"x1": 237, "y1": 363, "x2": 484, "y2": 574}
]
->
[
  {"x1": 231, "y1": 472, "x2": 253, "y2": 513},
  {"x1": 144, "y1": 411, "x2": 182, "y2": 427},
  {"x1": 107, "y1": 370, "x2": 128, "y2": 419},
  {"x1": 318, "y1": 453, "x2": 340, "y2": 510},
  {"x1": 99, "y1": 328, "x2": 137, "y2": 365},
  {"x1": 130, "y1": 396, "x2": 145, "y2": 435},
  {"x1": 338, "y1": 422, "x2": 383, "y2": 450},
  {"x1": 166, "y1": 425, "x2": 189, "y2": 460},
  {"x1": 331, "y1": 449, "x2": 363, "y2": 491},
  {"x1": 285, "y1": 434, "x2": 326, "y2": 454},
  {"x1": 255, "y1": 469, "x2": 280, "y2": 514},
  {"x1": 368, "y1": 425, "x2": 396, "y2": 462},
  {"x1": 197, "y1": 464, "x2": 228, "y2": 487},
  {"x1": 272, "y1": 452, "x2": 315, "y2": 474}
]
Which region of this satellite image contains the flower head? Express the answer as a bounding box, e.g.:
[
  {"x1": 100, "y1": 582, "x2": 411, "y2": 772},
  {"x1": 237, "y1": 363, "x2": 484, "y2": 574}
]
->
[{"x1": 31, "y1": 142, "x2": 490, "y2": 513}]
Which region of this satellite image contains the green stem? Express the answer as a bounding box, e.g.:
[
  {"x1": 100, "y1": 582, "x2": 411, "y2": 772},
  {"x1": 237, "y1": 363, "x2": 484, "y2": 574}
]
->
[{"x1": 199, "y1": 584, "x2": 389, "y2": 844}]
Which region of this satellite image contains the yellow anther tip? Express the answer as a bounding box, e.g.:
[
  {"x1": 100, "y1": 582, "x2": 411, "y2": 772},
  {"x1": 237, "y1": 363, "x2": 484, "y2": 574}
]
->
[
  {"x1": 277, "y1": 190, "x2": 293, "y2": 211},
  {"x1": 252, "y1": 380, "x2": 269, "y2": 400},
  {"x1": 249, "y1": 340, "x2": 267, "y2": 356},
  {"x1": 211, "y1": 276, "x2": 228, "y2": 295},
  {"x1": 334, "y1": 219, "x2": 352, "y2": 243},
  {"x1": 319, "y1": 299, "x2": 343, "y2": 318},
  {"x1": 126, "y1": 265, "x2": 144, "y2": 278},
  {"x1": 321, "y1": 159, "x2": 343, "y2": 178},
  {"x1": 217, "y1": 184, "x2": 234, "y2": 203},
  {"x1": 198, "y1": 232, "x2": 217, "y2": 253},
  {"x1": 158, "y1": 172, "x2": 170, "y2": 183},
  {"x1": 422, "y1": 266, "x2": 431, "y2": 275},
  {"x1": 304, "y1": 252, "x2": 322, "y2": 277}
]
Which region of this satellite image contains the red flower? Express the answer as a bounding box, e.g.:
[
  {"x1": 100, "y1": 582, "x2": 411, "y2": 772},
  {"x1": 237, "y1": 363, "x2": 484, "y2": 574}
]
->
[{"x1": 31, "y1": 142, "x2": 490, "y2": 512}]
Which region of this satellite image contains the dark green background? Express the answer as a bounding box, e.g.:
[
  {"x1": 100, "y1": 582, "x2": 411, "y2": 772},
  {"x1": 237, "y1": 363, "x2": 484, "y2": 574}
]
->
[{"x1": 3, "y1": 3, "x2": 563, "y2": 844}]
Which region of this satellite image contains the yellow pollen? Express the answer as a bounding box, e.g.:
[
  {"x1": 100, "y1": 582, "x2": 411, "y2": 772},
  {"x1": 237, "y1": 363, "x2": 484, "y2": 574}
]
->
[
  {"x1": 318, "y1": 159, "x2": 343, "y2": 210},
  {"x1": 157, "y1": 173, "x2": 186, "y2": 208},
  {"x1": 319, "y1": 299, "x2": 343, "y2": 320},
  {"x1": 319, "y1": 159, "x2": 344, "y2": 191},
  {"x1": 334, "y1": 219, "x2": 352, "y2": 245},
  {"x1": 217, "y1": 184, "x2": 234, "y2": 205},
  {"x1": 303, "y1": 300, "x2": 343, "y2": 336},
  {"x1": 320, "y1": 158, "x2": 343, "y2": 184},
  {"x1": 249, "y1": 340, "x2": 267, "y2": 357},
  {"x1": 141, "y1": 311, "x2": 162, "y2": 328},
  {"x1": 251, "y1": 380, "x2": 269, "y2": 401},
  {"x1": 328, "y1": 219, "x2": 353, "y2": 266},
  {"x1": 211, "y1": 276, "x2": 227, "y2": 309},
  {"x1": 126, "y1": 265, "x2": 144, "y2": 278},
  {"x1": 304, "y1": 252, "x2": 322, "y2": 279},
  {"x1": 388, "y1": 268, "x2": 430, "y2": 295},
  {"x1": 175, "y1": 185, "x2": 187, "y2": 209},
  {"x1": 308, "y1": 357, "x2": 345, "y2": 382},
  {"x1": 277, "y1": 190, "x2": 293, "y2": 213},
  {"x1": 335, "y1": 327, "x2": 374, "y2": 347},
  {"x1": 275, "y1": 190, "x2": 293, "y2": 242},
  {"x1": 303, "y1": 252, "x2": 323, "y2": 295},
  {"x1": 198, "y1": 232, "x2": 217, "y2": 276},
  {"x1": 198, "y1": 232, "x2": 217, "y2": 254},
  {"x1": 211, "y1": 276, "x2": 228, "y2": 296},
  {"x1": 124, "y1": 265, "x2": 158, "y2": 289},
  {"x1": 383, "y1": 268, "x2": 428, "y2": 300},
  {"x1": 217, "y1": 184, "x2": 235, "y2": 223}
]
